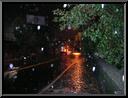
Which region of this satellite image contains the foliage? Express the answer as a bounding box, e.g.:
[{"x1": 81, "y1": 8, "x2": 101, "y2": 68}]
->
[{"x1": 53, "y1": 4, "x2": 124, "y2": 69}]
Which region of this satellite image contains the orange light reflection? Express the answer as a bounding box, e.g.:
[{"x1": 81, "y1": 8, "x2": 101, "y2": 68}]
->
[{"x1": 72, "y1": 52, "x2": 81, "y2": 56}]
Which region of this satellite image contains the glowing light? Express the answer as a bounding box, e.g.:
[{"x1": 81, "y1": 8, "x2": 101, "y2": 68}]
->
[
  {"x1": 101, "y1": 4, "x2": 104, "y2": 9},
  {"x1": 9, "y1": 63, "x2": 14, "y2": 69},
  {"x1": 37, "y1": 25, "x2": 40, "y2": 30},
  {"x1": 122, "y1": 75, "x2": 124, "y2": 82},
  {"x1": 63, "y1": 4, "x2": 67, "y2": 8},
  {"x1": 41, "y1": 47, "x2": 44, "y2": 51},
  {"x1": 72, "y1": 52, "x2": 81, "y2": 56},
  {"x1": 92, "y1": 66, "x2": 96, "y2": 72}
]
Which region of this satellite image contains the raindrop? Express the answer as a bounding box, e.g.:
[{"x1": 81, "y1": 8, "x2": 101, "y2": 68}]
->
[
  {"x1": 37, "y1": 25, "x2": 41, "y2": 30},
  {"x1": 51, "y1": 85, "x2": 54, "y2": 89},
  {"x1": 9, "y1": 63, "x2": 14, "y2": 69},
  {"x1": 101, "y1": 4, "x2": 104, "y2": 9},
  {"x1": 13, "y1": 75, "x2": 17, "y2": 79},
  {"x1": 51, "y1": 64, "x2": 54, "y2": 68},
  {"x1": 122, "y1": 75, "x2": 124, "y2": 82},
  {"x1": 92, "y1": 66, "x2": 96, "y2": 72},
  {"x1": 24, "y1": 57, "x2": 26, "y2": 60},
  {"x1": 32, "y1": 68, "x2": 35, "y2": 71},
  {"x1": 63, "y1": 4, "x2": 67, "y2": 8}
]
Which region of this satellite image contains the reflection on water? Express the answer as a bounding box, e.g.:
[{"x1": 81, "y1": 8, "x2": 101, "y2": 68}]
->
[
  {"x1": 47, "y1": 55, "x2": 100, "y2": 94},
  {"x1": 70, "y1": 56, "x2": 86, "y2": 93}
]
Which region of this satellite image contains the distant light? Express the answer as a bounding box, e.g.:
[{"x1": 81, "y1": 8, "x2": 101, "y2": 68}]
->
[
  {"x1": 92, "y1": 66, "x2": 96, "y2": 72},
  {"x1": 51, "y1": 64, "x2": 54, "y2": 67},
  {"x1": 24, "y1": 57, "x2": 26, "y2": 60},
  {"x1": 9, "y1": 63, "x2": 14, "y2": 69},
  {"x1": 63, "y1": 4, "x2": 67, "y2": 8},
  {"x1": 41, "y1": 47, "x2": 44, "y2": 51},
  {"x1": 80, "y1": 48, "x2": 81, "y2": 50},
  {"x1": 101, "y1": 4, "x2": 104, "y2": 9},
  {"x1": 37, "y1": 25, "x2": 41, "y2": 30},
  {"x1": 115, "y1": 31, "x2": 118, "y2": 34},
  {"x1": 86, "y1": 64, "x2": 88, "y2": 67},
  {"x1": 68, "y1": 39, "x2": 70, "y2": 42},
  {"x1": 122, "y1": 75, "x2": 124, "y2": 82}
]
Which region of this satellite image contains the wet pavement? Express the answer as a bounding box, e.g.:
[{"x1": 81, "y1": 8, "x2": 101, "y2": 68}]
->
[
  {"x1": 41, "y1": 54, "x2": 101, "y2": 94},
  {"x1": 3, "y1": 52, "x2": 101, "y2": 94}
]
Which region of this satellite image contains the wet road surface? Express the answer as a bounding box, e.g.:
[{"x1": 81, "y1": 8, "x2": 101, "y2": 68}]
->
[{"x1": 41, "y1": 54, "x2": 101, "y2": 94}]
